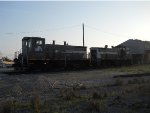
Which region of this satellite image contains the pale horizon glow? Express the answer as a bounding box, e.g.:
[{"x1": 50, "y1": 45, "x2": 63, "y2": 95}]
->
[{"x1": 1, "y1": 1, "x2": 150, "y2": 59}]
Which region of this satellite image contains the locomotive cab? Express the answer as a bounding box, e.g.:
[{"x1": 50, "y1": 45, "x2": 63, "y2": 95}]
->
[
  {"x1": 22, "y1": 37, "x2": 45, "y2": 60},
  {"x1": 17, "y1": 37, "x2": 45, "y2": 69},
  {"x1": 22, "y1": 37, "x2": 45, "y2": 54}
]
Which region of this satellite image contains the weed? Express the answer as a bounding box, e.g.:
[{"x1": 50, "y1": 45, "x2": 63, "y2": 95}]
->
[
  {"x1": 123, "y1": 109, "x2": 136, "y2": 113},
  {"x1": 1, "y1": 99, "x2": 16, "y2": 113},
  {"x1": 79, "y1": 85, "x2": 87, "y2": 90},
  {"x1": 59, "y1": 88, "x2": 78, "y2": 100},
  {"x1": 64, "y1": 81, "x2": 85, "y2": 91},
  {"x1": 138, "y1": 83, "x2": 150, "y2": 96},
  {"x1": 92, "y1": 91, "x2": 105, "y2": 99},
  {"x1": 114, "y1": 78, "x2": 124, "y2": 86},
  {"x1": 11, "y1": 84, "x2": 22, "y2": 97},
  {"x1": 31, "y1": 94, "x2": 41, "y2": 113},
  {"x1": 87, "y1": 99, "x2": 106, "y2": 112},
  {"x1": 109, "y1": 91, "x2": 118, "y2": 97},
  {"x1": 1, "y1": 102, "x2": 11, "y2": 113},
  {"x1": 42, "y1": 101, "x2": 49, "y2": 113}
]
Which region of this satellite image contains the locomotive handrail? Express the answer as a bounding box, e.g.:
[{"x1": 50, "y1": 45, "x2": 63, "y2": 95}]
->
[{"x1": 14, "y1": 48, "x2": 22, "y2": 59}]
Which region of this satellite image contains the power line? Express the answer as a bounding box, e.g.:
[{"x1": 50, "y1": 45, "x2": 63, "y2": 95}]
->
[
  {"x1": 85, "y1": 24, "x2": 130, "y2": 38},
  {"x1": 0, "y1": 23, "x2": 135, "y2": 39},
  {"x1": 0, "y1": 24, "x2": 81, "y2": 36}
]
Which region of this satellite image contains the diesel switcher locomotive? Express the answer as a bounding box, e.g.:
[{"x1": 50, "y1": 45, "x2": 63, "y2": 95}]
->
[
  {"x1": 14, "y1": 37, "x2": 89, "y2": 70},
  {"x1": 90, "y1": 45, "x2": 132, "y2": 67}
]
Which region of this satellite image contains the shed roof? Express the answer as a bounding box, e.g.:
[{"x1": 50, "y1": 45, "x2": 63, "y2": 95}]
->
[{"x1": 117, "y1": 39, "x2": 150, "y2": 54}]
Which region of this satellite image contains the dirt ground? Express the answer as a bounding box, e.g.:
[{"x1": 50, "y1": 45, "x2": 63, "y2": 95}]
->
[{"x1": 0, "y1": 65, "x2": 150, "y2": 113}]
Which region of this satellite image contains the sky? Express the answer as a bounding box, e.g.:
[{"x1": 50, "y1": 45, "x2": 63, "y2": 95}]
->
[{"x1": 1, "y1": 1, "x2": 150, "y2": 59}]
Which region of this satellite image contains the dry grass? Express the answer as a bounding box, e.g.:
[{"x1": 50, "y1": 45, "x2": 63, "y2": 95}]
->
[
  {"x1": 105, "y1": 64, "x2": 150, "y2": 74},
  {"x1": 0, "y1": 64, "x2": 150, "y2": 113}
]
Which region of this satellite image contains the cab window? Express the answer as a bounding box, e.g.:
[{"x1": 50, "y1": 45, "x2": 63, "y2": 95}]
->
[
  {"x1": 35, "y1": 40, "x2": 43, "y2": 52},
  {"x1": 36, "y1": 40, "x2": 42, "y2": 45}
]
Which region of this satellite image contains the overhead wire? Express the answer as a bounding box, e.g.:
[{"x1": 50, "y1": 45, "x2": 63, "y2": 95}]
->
[
  {"x1": 0, "y1": 24, "x2": 81, "y2": 36},
  {"x1": 1, "y1": 24, "x2": 131, "y2": 38},
  {"x1": 85, "y1": 24, "x2": 130, "y2": 38}
]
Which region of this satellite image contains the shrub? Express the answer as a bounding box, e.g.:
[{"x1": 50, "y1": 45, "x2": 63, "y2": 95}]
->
[{"x1": 59, "y1": 88, "x2": 78, "y2": 100}]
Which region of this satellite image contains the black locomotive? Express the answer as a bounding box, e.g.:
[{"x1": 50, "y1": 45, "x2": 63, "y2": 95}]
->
[
  {"x1": 14, "y1": 37, "x2": 89, "y2": 71},
  {"x1": 90, "y1": 45, "x2": 132, "y2": 67},
  {"x1": 14, "y1": 37, "x2": 132, "y2": 71}
]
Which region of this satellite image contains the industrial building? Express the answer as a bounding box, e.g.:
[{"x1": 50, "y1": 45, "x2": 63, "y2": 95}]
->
[{"x1": 117, "y1": 39, "x2": 150, "y2": 64}]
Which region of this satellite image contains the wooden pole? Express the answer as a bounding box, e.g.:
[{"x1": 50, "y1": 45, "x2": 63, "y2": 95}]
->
[{"x1": 83, "y1": 23, "x2": 84, "y2": 47}]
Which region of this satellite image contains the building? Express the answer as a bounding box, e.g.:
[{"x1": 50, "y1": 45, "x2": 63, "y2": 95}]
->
[
  {"x1": 0, "y1": 58, "x2": 14, "y2": 68},
  {"x1": 0, "y1": 58, "x2": 4, "y2": 67},
  {"x1": 117, "y1": 39, "x2": 150, "y2": 64}
]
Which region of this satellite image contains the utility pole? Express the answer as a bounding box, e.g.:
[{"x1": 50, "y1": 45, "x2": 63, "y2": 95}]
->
[{"x1": 83, "y1": 23, "x2": 84, "y2": 47}]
